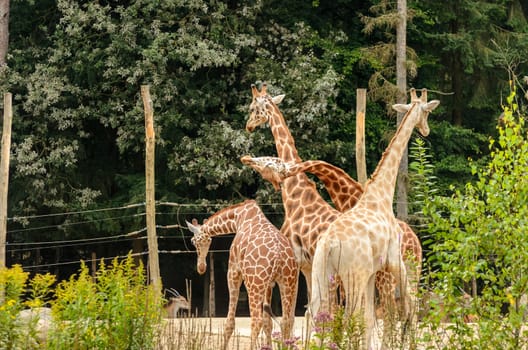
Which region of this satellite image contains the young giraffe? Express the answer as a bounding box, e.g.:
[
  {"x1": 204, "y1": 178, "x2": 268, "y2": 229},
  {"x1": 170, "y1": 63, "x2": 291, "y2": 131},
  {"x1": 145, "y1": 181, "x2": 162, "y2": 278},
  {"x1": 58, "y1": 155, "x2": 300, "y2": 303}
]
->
[
  {"x1": 240, "y1": 156, "x2": 422, "y2": 317},
  {"x1": 187, "y1": 199, "x2": 298, "y2": 350},
  {"x1": 245, "y1": 83, "x2": 346, "y2": 307},
  {"x1": 310, "y1": 89, "x2": 439, "y2": 349}
]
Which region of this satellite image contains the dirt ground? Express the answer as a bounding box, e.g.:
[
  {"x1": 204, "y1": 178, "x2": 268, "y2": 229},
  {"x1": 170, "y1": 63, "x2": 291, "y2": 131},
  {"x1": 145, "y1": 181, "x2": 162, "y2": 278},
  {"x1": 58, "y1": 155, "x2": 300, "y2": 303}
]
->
[
  {"x1": 159, "y1": 317, "x2": 528, "y2": 350},
  {"x1": 159, "y1": 316, "x2": 381, "y2": 349},
  {"x1": 159, "y1": 316, "x2": 309, "y2": 350}
]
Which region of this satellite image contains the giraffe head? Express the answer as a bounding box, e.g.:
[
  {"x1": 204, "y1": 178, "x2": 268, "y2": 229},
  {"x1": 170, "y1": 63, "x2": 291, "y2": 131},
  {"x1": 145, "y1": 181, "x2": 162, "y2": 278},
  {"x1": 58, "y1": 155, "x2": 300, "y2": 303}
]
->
[
  {"x1": 240, "y1": 155, "x2": 297, "y2": 190},
  {"x1": 392, "y1": 88, "x2": 440, "y2": 137},
  {"x1": 246, "y1": 82, "x2": 285, "y2": 132},
  {"x1": 186, "y1": 219, "x2": 212, "y2": 275}
]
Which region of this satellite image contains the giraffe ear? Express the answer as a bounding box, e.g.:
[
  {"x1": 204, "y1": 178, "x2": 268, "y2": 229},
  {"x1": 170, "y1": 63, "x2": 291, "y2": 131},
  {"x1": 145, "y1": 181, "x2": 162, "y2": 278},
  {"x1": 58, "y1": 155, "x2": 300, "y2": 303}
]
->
[
  {"x1": 392, "y1": 103, "x2": 411, "y2": 113},
  {"x1": 272, "y1": 94, "x2": 285, "y2": 105},
  {"x1": 422, "y1": 100, "x2": 440, "y2": 113}
]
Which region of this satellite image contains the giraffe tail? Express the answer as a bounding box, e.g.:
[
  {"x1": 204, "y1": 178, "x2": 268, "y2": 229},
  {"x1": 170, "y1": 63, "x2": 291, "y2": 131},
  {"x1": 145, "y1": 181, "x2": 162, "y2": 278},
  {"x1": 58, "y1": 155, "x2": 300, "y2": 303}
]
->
[
  {"x1": 263, "y1": 303, "x2": 275, "y2": 318},
  {"x1": 263, "y1": 303, "x2": 280, "y2": 326}
]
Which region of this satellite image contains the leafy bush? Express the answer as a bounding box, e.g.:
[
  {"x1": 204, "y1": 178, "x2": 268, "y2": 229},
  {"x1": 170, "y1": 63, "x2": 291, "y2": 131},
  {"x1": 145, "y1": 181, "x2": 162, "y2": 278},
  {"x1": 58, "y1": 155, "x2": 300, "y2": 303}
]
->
[
  {"x1": 0, "y1": 265, "x2": 30, "y2": 349},
  {"x1": 0, "y1": 254, "x2": 164, "y2": 350},
  {"x1": 420, "y1": 88, "x2": 528, "y2": 349},
  {"x1": 49, "y1": 254, "x2": 163, "y2": 350}
]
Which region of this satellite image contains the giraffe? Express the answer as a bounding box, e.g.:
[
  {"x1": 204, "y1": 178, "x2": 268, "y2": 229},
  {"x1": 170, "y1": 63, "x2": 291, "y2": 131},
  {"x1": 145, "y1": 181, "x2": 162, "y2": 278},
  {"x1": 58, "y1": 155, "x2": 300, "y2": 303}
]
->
[
  {"x1": 240, "y1": 155, "x2": 423, "y2": 318},
  {"x1": 309, "y1": 88, "x2": 439, "y2": 349},
  {"x1": 245, "y1": 83, "x2": 342, "y2": 307},
  {"x1": 186, "y1": 199, "x2": 298, "y2": 350}
]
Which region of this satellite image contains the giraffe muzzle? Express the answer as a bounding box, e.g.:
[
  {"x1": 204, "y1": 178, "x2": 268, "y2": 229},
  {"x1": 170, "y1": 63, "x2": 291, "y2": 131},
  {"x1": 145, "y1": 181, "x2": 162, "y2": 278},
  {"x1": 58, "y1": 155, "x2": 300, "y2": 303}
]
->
[{"x1": 197, "y1": 262, "x2": 207, "y2": 275}]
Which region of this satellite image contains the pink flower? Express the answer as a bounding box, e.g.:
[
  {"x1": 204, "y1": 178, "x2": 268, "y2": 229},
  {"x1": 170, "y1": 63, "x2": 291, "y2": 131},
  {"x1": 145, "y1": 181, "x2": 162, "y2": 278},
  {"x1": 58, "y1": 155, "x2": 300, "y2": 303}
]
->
[
  {"x1": 329, "y1": 274, "x2": 336, "y2": 284},
  {"x1": 314, "y1": 311, "x2": 333, "y2": 324}
]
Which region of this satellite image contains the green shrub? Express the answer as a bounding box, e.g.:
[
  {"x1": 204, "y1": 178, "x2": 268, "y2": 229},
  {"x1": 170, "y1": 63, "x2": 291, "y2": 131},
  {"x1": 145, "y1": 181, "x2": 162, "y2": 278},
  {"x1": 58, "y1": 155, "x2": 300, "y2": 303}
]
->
[
  {"x1": 420, "y1": 87, "x2": 528, "y2": 349},
  {"x1": 0, "y1": 264, "x2": 30, "y2": 349},
  {"x1": 49, "y1": 254, "x2": 163, "y2": 350}
]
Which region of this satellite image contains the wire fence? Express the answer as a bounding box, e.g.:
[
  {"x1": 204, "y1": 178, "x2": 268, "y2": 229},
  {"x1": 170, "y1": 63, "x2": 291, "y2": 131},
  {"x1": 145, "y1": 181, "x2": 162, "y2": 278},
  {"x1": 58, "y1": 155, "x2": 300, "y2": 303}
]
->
[
  {"x1": 4, "y1": 201, "x2": 286, "y2": 272},
  {"x1": 3, "y1": 199, "x2": 438, "y2": 317},
  {"x1": 4, "y1": 199, "x2": 433, "y2": 274}
]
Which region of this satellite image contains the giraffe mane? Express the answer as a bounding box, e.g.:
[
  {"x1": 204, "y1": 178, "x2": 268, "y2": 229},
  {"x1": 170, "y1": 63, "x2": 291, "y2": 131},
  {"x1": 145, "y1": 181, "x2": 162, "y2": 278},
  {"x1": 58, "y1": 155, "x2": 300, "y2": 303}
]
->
[{"x1": 367, "y1": 91, "x2": 422, "y2": 183}]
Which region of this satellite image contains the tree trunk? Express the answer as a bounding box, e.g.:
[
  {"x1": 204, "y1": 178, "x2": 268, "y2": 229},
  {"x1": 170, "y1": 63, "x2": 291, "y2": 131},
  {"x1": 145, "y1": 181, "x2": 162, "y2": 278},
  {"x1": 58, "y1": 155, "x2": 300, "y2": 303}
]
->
[
  {"x1": 451, "y1": 52, "x2": 464, "y2": 126},
  {"x1": 395, "y1": 0, "x2": 408, "y2": 221},
  {"x1": 0, "y1": 0, "x2": 9, "y2": 67}
]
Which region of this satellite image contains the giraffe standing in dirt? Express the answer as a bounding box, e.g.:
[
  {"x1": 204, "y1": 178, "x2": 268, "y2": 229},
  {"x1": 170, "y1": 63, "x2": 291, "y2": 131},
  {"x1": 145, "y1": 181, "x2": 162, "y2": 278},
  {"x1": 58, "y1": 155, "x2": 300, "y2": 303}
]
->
[
  {"x1": 309, "y1": 89, "x2": 439, "y2": 349},
  {"x1": 187, "y1": 199, "x2": 298, "y2": 349},
  {"x1": 239, "y1": 156, "x2": 423, "y2": 317}
]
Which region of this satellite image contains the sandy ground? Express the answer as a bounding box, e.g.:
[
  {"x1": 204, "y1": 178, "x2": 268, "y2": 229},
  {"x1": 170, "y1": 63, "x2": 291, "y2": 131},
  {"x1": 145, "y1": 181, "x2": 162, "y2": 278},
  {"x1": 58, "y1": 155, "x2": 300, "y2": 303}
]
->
[
  {"x1": 160, "y1": 316, "x2": 387, "y2": 349},
  {"x1": 160, "y1": 317, "x2": 528, "y2": 350},
  {"x1": 159, "y1": 316, "x2": 310, "y2": 349}
]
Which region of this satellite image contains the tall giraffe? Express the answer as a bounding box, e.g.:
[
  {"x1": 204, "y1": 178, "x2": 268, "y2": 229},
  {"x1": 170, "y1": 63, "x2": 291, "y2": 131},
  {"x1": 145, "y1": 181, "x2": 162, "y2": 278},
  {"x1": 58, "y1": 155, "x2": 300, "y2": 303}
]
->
[
  {"x1": 240, "y1": 155, "x2": 422, "y2": 317},
  {"x1": 310, "y1": 89, "x2": 439, "y2": 349},
  {"x1": 186, "y1": 199, "x2": 298, "y2": 350},
  {"x1": 245, "y1": 83, "x2": 342, "y2": 305}
]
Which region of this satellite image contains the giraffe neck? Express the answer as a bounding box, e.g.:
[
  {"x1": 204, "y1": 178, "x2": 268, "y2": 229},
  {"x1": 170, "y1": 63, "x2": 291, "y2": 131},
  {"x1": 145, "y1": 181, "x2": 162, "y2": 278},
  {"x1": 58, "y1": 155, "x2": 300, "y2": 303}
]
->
[
  {"x1": 290, "y1": 160, "x2": 363, "y2": 212},
  {"x1": 362, "y1": 103, "x2": 419, "y2": 208},
  {"x1": 200, "y1": 200, "x2": 254, "y2": 237},
  {"x1": 262, "y1": 99, "x2": 338, "y2": 234},
  {"x1": 267, "y1": 102, "x2": 301, "y2": 163}
]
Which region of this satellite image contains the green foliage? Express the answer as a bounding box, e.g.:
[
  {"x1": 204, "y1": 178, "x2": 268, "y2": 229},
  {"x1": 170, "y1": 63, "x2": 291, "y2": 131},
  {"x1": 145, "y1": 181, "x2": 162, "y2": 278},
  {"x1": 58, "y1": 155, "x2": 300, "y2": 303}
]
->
[
  {"x1": 408, "y1": 136, "x2": 438, "y2": 231},
  {"x1": 0, "y1": 257, "x2": 163, "y2": 349},
  {"x1": 410, "y1": 0, "x2": 528, "y2": 128},
  {"x1": 49, "y1": 254, "x2": 162, "y2": 350},
  {"x1": 425, "y1": 120, "x2": 489, "y2": 193},
  {"x1": 0, "y1": 265, "x2": 28, "y2": 349},
  {"x1": 421, "y1": 88, "x2": 528, "y2": 348},
  {"x1": 0, "y1": 265, "x2": 55, "y2": 349}
]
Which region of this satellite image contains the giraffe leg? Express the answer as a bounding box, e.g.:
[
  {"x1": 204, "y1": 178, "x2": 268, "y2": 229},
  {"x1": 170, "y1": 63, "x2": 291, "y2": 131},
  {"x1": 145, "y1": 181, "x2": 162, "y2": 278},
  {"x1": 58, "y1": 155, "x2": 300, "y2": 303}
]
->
[
  {"x1": 386, "y1": 256, "x2": 417, "y2": 348},
  {"x1": 247, "y1": 286, "x2": 265, "y2": 349},
  {"x1": 364, "y1": 274, "x2": 376, "y2": 350},
  {"x1": 278, "y1": 272, "x2": 299, "y2": 343},
  {"x1": 223, "y1": 267, "x2": 242, "y2": 350},
  {"x1": 262, "y1": 286, "x2": 273, "y2": 346},
  {"x1": 376, "y1": 270, "x2": 397, "y2": 348},
  {"x1": 310, "y1": 255, "x2": 330, "y2": 322},
  {"x1": 342, "y1": 271, "x2": 372, "y2": 350}
]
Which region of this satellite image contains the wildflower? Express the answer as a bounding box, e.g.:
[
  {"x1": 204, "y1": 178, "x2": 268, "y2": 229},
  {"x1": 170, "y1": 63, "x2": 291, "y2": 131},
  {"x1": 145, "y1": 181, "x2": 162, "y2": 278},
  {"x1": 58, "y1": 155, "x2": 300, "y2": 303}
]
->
[
  {"x1": 328, "y1": 342, "x2": 338, "y2": 350},
  {"x1": 272, "y1": 330, "x2": 282, "y2": 340},
  {"x1": 314, "y1": 311, "x2": 333, "y2": 324},
  {"x1": 259, "y1": 345, "x2": 273, "y2": 350},
  {"x1": 284, "y1": 335, "x2": 300, "y2": 349}
]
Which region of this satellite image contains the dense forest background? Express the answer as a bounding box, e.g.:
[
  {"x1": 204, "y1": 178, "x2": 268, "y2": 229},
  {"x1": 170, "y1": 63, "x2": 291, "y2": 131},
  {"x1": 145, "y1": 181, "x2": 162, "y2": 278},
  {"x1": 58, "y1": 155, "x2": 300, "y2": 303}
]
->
[{"x1": 1, "y1": 0, "x2": 528, "y2": 315}]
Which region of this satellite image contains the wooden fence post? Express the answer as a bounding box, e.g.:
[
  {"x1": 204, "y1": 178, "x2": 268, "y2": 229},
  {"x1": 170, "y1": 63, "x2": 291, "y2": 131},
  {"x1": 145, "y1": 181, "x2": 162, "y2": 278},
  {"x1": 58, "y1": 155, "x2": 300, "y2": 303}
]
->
[
  {"x1": 141, "y1": 85, "x2": 161, "y2": 291},
  {"x1": 355, "y1": 89, "x2": 367, "y2": 185},
  {"x1": 0, "y1": 92, "x2": 12, "y2": 269}
]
